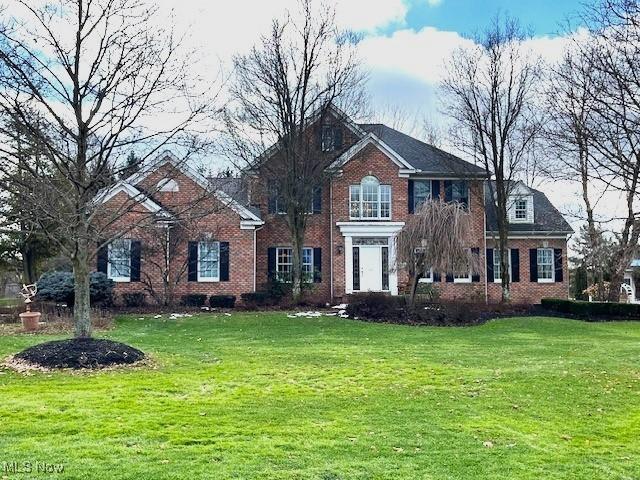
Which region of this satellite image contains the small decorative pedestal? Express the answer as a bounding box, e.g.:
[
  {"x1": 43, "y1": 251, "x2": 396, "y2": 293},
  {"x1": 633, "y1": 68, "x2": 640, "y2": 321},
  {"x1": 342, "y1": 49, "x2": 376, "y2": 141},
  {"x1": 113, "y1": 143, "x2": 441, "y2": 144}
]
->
[{"x1": 20, "y1": 311, "x2": 41, "y2": 332}]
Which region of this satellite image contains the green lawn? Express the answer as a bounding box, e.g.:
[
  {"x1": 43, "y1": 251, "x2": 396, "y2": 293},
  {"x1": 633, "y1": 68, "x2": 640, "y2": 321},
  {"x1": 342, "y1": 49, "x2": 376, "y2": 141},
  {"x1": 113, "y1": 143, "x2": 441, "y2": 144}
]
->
[
  {"x1": 0, "y1": 314, "x2": 639, "y2": 479},
  {"x1": 0, "y1": 297, "x2": 20, "y2": 307}
]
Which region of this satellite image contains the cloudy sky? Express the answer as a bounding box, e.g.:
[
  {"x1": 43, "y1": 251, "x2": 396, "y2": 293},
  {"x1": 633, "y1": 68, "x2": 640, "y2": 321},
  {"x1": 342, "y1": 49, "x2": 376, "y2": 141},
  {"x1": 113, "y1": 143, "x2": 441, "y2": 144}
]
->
[{"x1": 153, "y1": 0, "x2": 592, "y2": 231}]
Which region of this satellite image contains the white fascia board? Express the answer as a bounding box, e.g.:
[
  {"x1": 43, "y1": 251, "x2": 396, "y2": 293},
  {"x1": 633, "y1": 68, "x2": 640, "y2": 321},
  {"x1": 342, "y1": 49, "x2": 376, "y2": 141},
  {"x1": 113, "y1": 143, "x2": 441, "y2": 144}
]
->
[
  {"x1": 214, "y1": 190, "x2": 263, "y2": 223},
  {"x1": 96, "y1": 182, "x2": 170, "y2": 217}
]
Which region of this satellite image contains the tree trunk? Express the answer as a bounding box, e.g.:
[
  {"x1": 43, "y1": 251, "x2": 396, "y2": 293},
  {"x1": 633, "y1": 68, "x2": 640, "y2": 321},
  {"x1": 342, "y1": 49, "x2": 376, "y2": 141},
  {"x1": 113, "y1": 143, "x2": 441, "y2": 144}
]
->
[
  {"x1": 72, "y1": 239, "x2": 92, "y2": 338},
  {"x1": 408, "y1": 270, "x2": 420, "y2": 307},
  {"x1": 21, "y1": 240, "x2": 38, "y2": 284},
  {"x1": 291, "y1": 233, "x2": 304, "y2": 303}
]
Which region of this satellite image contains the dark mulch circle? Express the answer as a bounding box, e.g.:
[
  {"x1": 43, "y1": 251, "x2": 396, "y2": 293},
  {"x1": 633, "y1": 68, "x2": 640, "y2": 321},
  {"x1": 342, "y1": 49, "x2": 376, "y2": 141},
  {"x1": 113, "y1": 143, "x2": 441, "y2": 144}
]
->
[{"x1": 13, "y1": 338, "x2": 145, "y2": 369}]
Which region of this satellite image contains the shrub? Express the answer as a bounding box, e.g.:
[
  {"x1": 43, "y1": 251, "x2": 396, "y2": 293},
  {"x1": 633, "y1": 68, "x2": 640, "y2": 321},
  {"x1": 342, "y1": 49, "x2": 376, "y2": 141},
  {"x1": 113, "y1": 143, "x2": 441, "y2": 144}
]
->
[
  {"x1": 180, "y1": 294, "x2": 207, "y2": 307},
  {"x1": 541, "y1": 298, "x2": 640, "y2": 320},
  {"x1": 122, "y1": 292, "x2": 146, "y2": 308},
  {"x1": 415, "y1": 283, "x2": 440, "y2": 302},
  {"x1": 209, "y1": 295, "x2": 236, "y2": 308},
  {"x1": 37, "y1": 271, "x2": 114, "y2": 306},
  {"x1": 240, "y1": 291, "x2": 274, "y2": 308},
  {"x1": 345, "y1": 293, "x2": 406, "y2": 321}
]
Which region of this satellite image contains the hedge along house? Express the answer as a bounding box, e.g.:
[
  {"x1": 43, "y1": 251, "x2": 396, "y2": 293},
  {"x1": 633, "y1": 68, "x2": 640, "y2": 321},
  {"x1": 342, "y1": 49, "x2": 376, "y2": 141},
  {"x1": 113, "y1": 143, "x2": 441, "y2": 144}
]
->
[{"x1": 94, "y1": 107, "x2": 573, "y2": 305}]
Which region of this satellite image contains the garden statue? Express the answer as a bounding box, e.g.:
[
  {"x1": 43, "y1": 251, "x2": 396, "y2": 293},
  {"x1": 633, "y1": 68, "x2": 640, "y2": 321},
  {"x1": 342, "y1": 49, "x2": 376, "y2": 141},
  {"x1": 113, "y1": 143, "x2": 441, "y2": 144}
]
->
[{"x1": 19, "y1": 283, "x2": 40, "y2": 331}]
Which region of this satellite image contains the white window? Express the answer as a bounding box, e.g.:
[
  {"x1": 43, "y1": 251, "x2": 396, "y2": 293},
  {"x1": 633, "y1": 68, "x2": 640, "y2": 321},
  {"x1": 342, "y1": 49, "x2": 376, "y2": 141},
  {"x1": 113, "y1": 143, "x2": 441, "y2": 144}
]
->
[
  {"x1": 453, "y1": 249, "x2": 472, "y2": 283},
  {"x1": 419, "y1": 267, "x2": 434, "y2": 283},
  {"x1": 537, "y1": 248, "x2": 554, "y2": 282},
  {"x1": 349, "y1": 176, "x2": 391, "y2": 220},
  {"x1": 158, "y1": 178, "x2": 179, "y2": 192},
  {"x1": 493, "y1": 249, "x2": 511, "y2": 282},
  {"x1": 276, "y1": 247, "x2": 313, "y2": 283},
  {"x1": 108, "y1": 239, "x2": 131, "y2": 282},
  {"x1": 198, "y1": 241, "x2": 220, "y2": 282},
  {"x1": 514, "y1": 199, "x2": 527, "y2": 220}
]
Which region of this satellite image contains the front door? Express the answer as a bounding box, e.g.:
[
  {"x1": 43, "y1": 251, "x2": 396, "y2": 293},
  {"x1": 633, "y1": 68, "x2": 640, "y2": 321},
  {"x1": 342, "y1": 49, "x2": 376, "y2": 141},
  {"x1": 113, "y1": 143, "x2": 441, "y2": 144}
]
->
[{"x1": 359, "y1": 246, "x2": 382, "y2": 291}]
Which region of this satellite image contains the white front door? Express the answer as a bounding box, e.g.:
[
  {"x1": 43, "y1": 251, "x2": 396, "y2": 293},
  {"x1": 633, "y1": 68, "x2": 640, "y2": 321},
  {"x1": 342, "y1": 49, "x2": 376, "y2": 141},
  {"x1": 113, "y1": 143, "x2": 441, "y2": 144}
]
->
[{"x1": 359, "y1": 246, "x2": 382, "y2": 291}]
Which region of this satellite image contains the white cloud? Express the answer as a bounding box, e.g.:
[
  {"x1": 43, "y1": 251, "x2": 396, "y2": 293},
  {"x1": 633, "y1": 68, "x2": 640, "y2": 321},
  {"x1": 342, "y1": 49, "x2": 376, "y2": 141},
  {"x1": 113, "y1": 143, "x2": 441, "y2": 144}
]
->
[{"x1": 427, "y1": 0, "x2": 443, "y2": 6}]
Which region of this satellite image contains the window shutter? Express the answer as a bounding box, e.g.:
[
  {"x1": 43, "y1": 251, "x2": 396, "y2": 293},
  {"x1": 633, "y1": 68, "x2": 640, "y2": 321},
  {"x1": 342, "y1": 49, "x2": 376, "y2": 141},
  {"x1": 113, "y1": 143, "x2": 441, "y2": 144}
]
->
[
  {"x1": 554, "y1": 248, "x2": 563, "y2": 282},
  {"x1": 529, "y1": 249, "x2": 538, "y2": 282},
  {"x1": 511, "y1": 249, "x2": 520, "y2": 283},
  {"x1": 313, "y1": 248, "x2": 322, "y2": 283},
  {"x1": 444, "y1": 180, "x2": 452, "y2": 202},
  {"x1": 312, "y1": 186, "x2": 322, "y2": 214},
  {"x1": 188, "y1": 242, "x2": 198, "y2": 282},
  {"x1": 130, "y1": 241, "x2": 141, "y2": 282},
  {"x1": 267, "y1": 247, "x2": 276, "y2": 280},
  {"x1": 334, "y1": 128, "x2": 343, "y2": 150},
  {"x1": 486, "y1": 248, "x2": 494, "y2": 282},
  {"x1": 446, "y1": 273, "x2": 454, "y2": 283},
  {"x1": 408, "y1": 180, "x2": 415, "y2": 214},
  {"x1": 220, "y1": 242, "x2": 230, "y2": 281},
  {"x1": 97, "y1": 242, "x2": 108, "y2": 274},
  {"x1": 471, "y1": 247, "x2": 480, "y2": 282},
  {"x1": 431, "y1": 180, "x2": 440, "y2": 200},
  {"x1": 433, "y1": 272, "x2": 441, "y2": 282}
]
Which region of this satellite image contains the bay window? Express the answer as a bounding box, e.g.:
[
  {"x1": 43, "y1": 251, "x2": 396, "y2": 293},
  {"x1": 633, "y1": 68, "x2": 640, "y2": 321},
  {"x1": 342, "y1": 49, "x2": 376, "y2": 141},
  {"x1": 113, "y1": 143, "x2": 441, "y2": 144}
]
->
[{"x1": 349, "y1": 176, "x2": 391, "y2": 219}]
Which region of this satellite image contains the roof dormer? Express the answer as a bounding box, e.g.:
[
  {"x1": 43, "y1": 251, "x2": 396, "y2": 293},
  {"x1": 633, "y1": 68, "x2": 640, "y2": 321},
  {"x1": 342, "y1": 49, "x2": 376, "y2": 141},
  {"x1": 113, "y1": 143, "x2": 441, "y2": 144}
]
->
[{"x1": 507, "y1": 182, "x2": 534, "y2": 224}]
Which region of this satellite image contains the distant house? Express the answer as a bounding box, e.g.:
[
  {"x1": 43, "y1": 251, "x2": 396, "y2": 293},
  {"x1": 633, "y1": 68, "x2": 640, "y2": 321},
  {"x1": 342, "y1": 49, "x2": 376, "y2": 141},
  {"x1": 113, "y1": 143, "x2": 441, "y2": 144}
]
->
[{"x1": 95, "y1": 106, "x2": 573, "y2": 305}]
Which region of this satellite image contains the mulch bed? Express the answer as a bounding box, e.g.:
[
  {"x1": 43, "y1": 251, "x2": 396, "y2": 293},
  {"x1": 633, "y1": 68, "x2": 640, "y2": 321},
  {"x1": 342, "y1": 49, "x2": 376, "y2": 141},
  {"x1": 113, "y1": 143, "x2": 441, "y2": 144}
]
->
[{"x1": 12, "y1": 338, "x2": 145, "y2": 369}]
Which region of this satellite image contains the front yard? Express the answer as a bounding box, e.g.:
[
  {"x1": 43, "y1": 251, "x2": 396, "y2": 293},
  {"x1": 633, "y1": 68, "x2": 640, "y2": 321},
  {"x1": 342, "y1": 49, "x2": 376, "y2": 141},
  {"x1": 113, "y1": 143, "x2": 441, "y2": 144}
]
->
[{"x1": 0, "y1": 313, "x2": 639, "y2": 479}]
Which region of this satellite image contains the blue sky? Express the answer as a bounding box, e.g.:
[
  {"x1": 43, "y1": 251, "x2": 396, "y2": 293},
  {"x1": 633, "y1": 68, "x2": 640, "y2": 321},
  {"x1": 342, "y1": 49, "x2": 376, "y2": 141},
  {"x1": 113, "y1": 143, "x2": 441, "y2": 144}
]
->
[{"x1": 400, "y1": 0, "x2": 584, "y2": 38}]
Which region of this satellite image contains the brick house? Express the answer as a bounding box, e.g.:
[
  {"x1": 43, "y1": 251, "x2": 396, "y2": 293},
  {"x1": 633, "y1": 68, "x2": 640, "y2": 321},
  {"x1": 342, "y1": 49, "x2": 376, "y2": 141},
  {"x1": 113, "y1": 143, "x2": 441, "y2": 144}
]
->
[{"x1": 96, "y1": 107, "x2": 572, "y2": 305}]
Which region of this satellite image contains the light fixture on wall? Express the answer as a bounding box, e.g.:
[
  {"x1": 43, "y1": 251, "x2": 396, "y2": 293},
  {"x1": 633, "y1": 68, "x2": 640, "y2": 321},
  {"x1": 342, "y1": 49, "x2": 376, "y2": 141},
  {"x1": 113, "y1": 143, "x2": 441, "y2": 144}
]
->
[{"x1": 336, "y1": 244, "x2": 343, "y2": 255}]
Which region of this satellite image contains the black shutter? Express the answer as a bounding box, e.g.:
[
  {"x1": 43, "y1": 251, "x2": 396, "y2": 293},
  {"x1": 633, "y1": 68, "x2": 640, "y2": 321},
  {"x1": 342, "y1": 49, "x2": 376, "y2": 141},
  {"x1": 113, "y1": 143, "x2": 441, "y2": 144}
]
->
[
  {"x1": 433, "y1": 272, "x2": 441, "y2": 282},
  {"x1": 486, "y1": 248, "x2": 494, "y2": 282},
  {"x1": 313, "y1": 248, "x2": 322, "y2": 283},
  {"x1": 97, "y1": 242, "x2": 108, "y2": 274},
  {"x1": 444, "y1": 180, "x2": 452, "y2": 202},
  {"x1": 554, "y1": 248, "x2": 563, "y2": 282},
  {"x1": 408, "y1": 180, "x2": 415, "y2": 214},
  {"x1": 471, "y1": 247, "x2": 480, "y2": 282},
  {"x1": 267, "y1": 247, "x2": 277, "y2": 280},
  {"x1": 220, "y1": 242, "x2": 230, "y2": 281},
  {"x1": 529, "y1": 249, "x2": 538, "y2": 282},
  {"x1": 446, "y1": 273, "x2": 454, "y2": 283},
  {"x1": 334, "y1": 128, "x2": 343, "y2": 150},
  {"x1": 130, "y1": 241, "x2": 141, "y2": 282},
  {"x1": 188, "y1": 241, "x2": 198, "y2": 282},
  {"x1": 312, "y1": 186, "x2": 322, "y2": 214},
  {"x1": 431, "y1": 180, "x2": 440, "y2": 200},
  {"x1": 511, "y1": 249, "x2": 520, "y2": 283}
]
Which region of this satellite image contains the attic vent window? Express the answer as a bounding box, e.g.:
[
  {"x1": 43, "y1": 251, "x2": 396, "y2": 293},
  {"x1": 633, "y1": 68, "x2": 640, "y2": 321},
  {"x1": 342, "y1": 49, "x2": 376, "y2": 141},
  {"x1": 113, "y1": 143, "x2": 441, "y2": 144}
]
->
[{"x1": 158, "y1": 178, "x2": 179, "y2": 192}]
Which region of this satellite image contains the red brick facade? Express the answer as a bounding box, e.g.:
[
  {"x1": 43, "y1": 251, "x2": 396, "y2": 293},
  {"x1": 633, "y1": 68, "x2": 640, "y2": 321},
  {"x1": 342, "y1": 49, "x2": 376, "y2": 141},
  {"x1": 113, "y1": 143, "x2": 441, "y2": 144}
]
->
[{"x1": 98, "y1": 131, "x2": 570, "y2": 306}]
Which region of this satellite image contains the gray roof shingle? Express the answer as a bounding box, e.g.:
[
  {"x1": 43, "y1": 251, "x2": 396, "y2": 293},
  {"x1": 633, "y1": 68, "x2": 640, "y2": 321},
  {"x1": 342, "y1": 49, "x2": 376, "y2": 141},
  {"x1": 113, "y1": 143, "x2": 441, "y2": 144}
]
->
[
  {"x1": 484, "y1": 181, "x2": 573, "y2": 235},
  {"x1": 209, "y1": 177, "x2": 262, "y2": 220},
  {"x1": 358, "y1": 123, "x2": 486, "y2": 177}
]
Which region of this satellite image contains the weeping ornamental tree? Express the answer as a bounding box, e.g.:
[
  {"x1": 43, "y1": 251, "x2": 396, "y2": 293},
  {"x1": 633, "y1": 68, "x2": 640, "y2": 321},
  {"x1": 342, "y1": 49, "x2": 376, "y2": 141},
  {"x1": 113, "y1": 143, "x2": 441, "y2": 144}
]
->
[
  {"x1": 0, "y1": 0, "x2": 214, "y2": 338},
  {"x1": 395, "y1": 200, "x2": 480, "y2": 306}
]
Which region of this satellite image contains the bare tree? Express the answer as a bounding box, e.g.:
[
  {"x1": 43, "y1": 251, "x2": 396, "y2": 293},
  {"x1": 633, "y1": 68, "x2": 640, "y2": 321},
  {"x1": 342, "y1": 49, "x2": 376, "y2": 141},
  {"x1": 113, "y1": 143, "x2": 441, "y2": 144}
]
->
[
  {"x1": 441, "y1": 15, "x2": 543, "y2": 302},
  {"x1": 395, "y1": 200, "x2": 479, "y2": 306},
  {"x1": 0, "y1": 0, "x2": 217, "y2": 337},
  {"x1": 223, "y1": 0, "x2": 366, "y2": 301}
]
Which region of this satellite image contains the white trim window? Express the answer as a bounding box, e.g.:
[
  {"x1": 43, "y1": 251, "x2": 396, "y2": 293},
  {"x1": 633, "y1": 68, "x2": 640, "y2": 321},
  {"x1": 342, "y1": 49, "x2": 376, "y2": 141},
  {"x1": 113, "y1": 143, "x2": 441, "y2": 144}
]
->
[
  {"x1": 454, "y1": 249, "x2": 472, "y2": 283},
  {"x1": 349, "y1": 176, "x2": 391, "y2": 219},
  {"x1": 198, "y1": 241, "x2": 220, "y2": 282},
  {"x1": 419, "y1": 267, "x2": 434, "y2": 283},
  {"x1": 514, "y1": 199, "x2": 527, "y2": 220},
  {"x1": 537, "y1": 248, "x2": 554, "y2": 282},
  {"x1": 108, "y1": 239, "x2": 131, "y2": 282},
  {"x1": 493, "y1": 249, "x2": 511, "y2": 282},
  {"x1": 276, "y1": 247, "x2": 313, "y2": 283}
]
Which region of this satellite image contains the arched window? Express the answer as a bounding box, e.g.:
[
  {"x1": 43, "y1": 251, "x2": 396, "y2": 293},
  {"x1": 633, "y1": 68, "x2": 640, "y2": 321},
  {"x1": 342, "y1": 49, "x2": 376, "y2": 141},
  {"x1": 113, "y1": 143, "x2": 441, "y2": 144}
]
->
[
  {"x1": 349, "y1": 176, "x2": 391, "y2": 219},
  {"x1": 157, "y1": 178, "x2": 179, "y2": 192}
]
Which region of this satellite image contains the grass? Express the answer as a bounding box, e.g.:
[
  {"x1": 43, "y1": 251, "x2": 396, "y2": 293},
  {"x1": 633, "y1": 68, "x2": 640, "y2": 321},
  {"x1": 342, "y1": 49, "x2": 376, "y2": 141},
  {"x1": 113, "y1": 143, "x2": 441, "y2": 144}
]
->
[
  {"x1": 0, "y1": 313, "x2": 639, "y2": 479},
  {"x1": 0, "y1": 297, "x2": 20, "y2": 307}
]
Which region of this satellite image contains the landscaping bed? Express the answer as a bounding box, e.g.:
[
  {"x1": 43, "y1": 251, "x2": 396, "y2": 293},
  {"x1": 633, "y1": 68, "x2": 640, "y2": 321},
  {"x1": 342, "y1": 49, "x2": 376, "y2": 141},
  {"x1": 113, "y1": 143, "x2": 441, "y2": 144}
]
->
[{"x1": 11, "y1": 338, "x2": 144, "y2": 369}]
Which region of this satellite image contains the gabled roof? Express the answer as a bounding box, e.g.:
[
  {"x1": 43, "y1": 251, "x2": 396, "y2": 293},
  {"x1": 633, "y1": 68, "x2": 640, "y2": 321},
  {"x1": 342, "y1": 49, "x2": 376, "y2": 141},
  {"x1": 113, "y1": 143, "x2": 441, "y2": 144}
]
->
[
  {"x1": 328, "y1": 132, "x2": 415, "y2": 171},
  {"x1": 95, "y1": 181, "x2": 171, "y2": 218},
  {"x1": 485, "y1": 181, "x2": 573, "y2": 235},
  {"x1": 125, "y1": 151, "x2": 262, "y2": 223},
  {"x1": 357, "y1": 124, "x2": 487, "y2": 177}
]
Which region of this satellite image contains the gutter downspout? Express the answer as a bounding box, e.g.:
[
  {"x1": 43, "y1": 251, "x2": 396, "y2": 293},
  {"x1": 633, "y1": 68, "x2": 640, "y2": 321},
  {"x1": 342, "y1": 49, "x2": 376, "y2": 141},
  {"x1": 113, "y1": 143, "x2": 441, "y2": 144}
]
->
[{"x1": 330, "y1": 180, "x2": 334, "y2": 302}]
